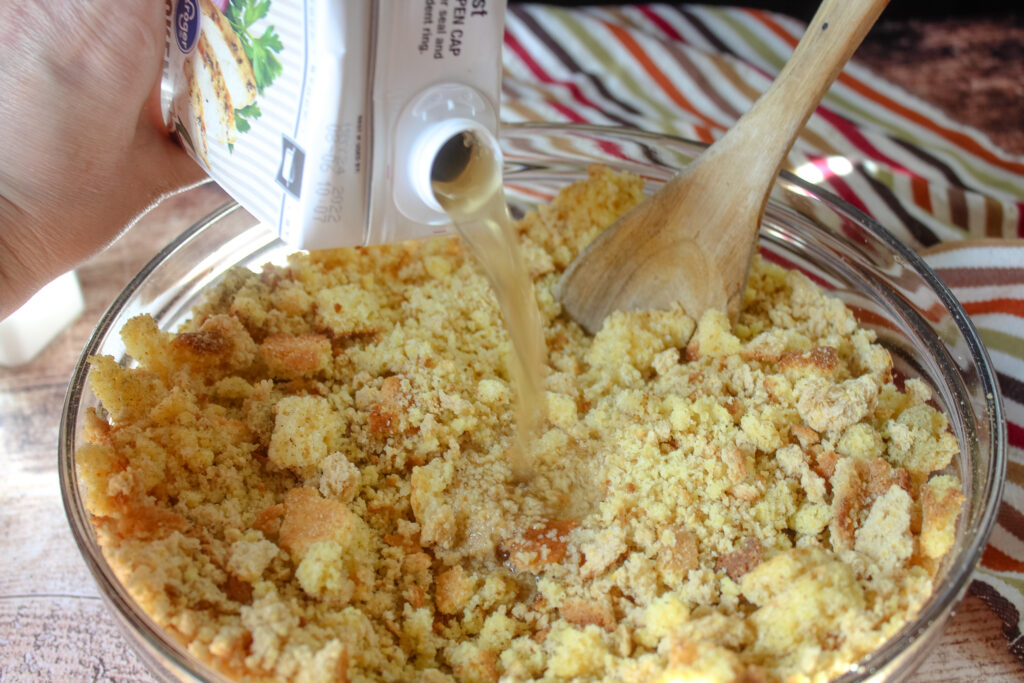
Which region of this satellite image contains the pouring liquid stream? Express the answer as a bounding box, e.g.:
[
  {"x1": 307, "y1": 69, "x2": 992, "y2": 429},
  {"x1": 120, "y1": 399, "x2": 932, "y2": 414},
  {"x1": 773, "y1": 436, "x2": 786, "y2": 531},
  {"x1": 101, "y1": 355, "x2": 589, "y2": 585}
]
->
[{"x1": 431, "y1": 131, "x2": 547, "y2": 482}]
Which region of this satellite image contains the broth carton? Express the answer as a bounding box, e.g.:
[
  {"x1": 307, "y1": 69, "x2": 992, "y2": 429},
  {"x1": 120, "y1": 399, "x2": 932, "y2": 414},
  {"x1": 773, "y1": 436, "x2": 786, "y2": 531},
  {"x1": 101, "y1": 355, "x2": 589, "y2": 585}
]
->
[{"x1": 162, "y1": 0, "x2": 506, "y2": 249}]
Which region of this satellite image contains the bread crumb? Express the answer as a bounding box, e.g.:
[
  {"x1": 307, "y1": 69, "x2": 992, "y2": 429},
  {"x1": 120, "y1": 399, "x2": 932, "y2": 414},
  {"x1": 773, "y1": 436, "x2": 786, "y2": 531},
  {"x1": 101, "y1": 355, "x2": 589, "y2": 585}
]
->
[
  {"x1": 921, "y1": 474, "x2": 965, "y2": 559},
  {"x1": 268, "y1": 396, "x2": 343, "y2": 471},
  {"x1": 80, "y1": 167, "x2": 963, "y2": 682}
]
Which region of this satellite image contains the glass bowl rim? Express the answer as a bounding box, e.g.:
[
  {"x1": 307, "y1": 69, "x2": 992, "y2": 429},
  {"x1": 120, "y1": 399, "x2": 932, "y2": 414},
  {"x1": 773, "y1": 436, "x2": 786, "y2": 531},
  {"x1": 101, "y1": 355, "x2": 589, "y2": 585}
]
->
[{"x1": 58, "y1": 121, "x2": 1007, "y2": 681}]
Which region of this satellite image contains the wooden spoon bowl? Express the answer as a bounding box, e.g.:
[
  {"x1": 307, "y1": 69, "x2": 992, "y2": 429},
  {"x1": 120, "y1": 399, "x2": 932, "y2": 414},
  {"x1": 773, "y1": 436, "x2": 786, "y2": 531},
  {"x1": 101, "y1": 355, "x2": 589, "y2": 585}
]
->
[{"x1": 556, "y1": 0, "x2": 889, "y2": 334}]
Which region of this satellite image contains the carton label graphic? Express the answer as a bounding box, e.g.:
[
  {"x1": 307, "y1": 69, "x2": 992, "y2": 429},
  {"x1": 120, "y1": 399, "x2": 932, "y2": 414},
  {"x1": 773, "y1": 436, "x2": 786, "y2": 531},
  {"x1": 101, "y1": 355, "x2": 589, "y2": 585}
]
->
[{"x1": 163, "y1": 0, "x2": 505, "y2": 250}]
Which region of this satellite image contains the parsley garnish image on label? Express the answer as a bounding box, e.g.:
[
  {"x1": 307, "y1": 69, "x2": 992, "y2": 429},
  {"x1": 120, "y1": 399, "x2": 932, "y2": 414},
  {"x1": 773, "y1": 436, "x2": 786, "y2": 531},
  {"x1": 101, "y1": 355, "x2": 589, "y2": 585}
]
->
[
  {"x1": 225, "y1": 0, "x2": 284, "y2": 96},
  {"x1": 173, "y1": 0, "x2": 284, "y2": 161}
]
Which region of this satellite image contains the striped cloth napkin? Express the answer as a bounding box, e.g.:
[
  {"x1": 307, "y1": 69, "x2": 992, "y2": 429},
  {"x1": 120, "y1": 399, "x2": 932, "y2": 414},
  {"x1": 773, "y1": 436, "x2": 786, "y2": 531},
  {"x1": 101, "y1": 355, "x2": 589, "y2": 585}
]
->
[{"x1": 500, "y1": 3, "x2": 1024, "y2": 657}]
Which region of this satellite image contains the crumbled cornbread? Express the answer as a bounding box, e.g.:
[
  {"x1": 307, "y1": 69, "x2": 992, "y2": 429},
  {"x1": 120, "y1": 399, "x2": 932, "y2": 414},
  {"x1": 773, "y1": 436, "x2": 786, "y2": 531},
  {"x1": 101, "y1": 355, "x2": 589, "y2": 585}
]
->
[{"x1": 79, "y1": 166, "x2": 963, "y2": 682}]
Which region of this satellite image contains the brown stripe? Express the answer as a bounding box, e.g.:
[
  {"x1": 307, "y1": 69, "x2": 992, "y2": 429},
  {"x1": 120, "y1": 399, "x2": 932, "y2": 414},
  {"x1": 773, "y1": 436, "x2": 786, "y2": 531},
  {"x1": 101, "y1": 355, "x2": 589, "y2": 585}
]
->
[
  {"x1": 863, "y1": 171, "x2": 942, "y2": 248},
  {"x1": 686, "y1": 51, "x2": 839, "y2": 156},
  {"x1": 998, "y1": 500, "x2": 1024, "y2": 543},
  {"x1": 891, "y1": 137, "x2": 964, "y2": 188},
  {"x1": 949, "y1": 186, "x2": 969, "y2": 233},
  {"x1": 662, "y1": 41, "x2": 743, "y2": 123},
  {"x1": 1008, "y1": 460, "x2": 1024, "y2": 490},
  {"x1": 512, "y1": 6, "x2": 644, "y2": 123},
  {"x1": 671, "y1": 6, "x2": 733, "y2": 54},
  {"x1": 970, "y1": 579, "x2": 1024, "y2": 658},
  {"x1": 607, "y1": 7, "x2": 742, "y2": 125},
  {"x1": 919, "y1": 238, "x2": 1024, "y2": 257},
  {"x1": 986, "y1": 194, "x2": 1008, "y2": 239},
  {"x1": 999, "y1": 371, "x2": 1024, "y2": 412},
  {"x1": 929, "y1": 266, "x2": 1024, "y2": 288},
  {"x1": 715, "y1": 59, "x2": 762, "y2": 112},
  {"x1": 601, "y1": 18, "x2": 721, "y2": 128},
  {"x1": 794, "y1": 120, "x2": 839, "y2": 158}
]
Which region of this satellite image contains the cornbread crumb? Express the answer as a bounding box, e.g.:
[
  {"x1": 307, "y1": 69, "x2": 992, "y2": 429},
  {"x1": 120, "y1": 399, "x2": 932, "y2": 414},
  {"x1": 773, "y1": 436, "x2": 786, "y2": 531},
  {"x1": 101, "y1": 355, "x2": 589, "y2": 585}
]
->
[
  {"x1": 80, "y1": 167, "x2": 963, "y2": 682},
  {"x1": 228, "y1": 531, "x2": 280, "y2": 582},
  {"x1": 855, "y1": 486, "x2": 914, "y2": 573},
  {"x1": 921, "y1": 475, "x2": 966, "y2": 559},
  {"x1": 546, "y1": 625, "x2": 607, "y2": 677},
  {"x1": 268, "y1": 396, "x2": 342, "y2": 470}
]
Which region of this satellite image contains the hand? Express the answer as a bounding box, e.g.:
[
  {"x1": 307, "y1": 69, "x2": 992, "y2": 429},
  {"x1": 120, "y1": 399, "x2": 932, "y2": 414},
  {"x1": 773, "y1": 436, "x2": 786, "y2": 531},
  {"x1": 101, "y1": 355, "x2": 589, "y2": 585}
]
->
[{"x1": 0, "y1": 1, "x2": 207, "y2": 318}]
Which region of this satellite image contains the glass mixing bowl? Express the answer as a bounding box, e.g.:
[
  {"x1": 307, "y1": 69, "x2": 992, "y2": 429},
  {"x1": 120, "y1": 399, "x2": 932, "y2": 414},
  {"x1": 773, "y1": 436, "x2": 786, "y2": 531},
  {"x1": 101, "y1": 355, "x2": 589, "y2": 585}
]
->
[{"x1": 60, "y1": 123, "x2": 1005, "y2": 682}]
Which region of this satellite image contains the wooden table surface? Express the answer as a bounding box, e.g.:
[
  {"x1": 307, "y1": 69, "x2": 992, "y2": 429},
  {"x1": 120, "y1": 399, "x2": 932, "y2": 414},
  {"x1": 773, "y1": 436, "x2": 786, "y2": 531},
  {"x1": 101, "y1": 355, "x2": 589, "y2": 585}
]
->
[{"x1": 2, "y1": 13, "x2": 1022, "y2": 682}]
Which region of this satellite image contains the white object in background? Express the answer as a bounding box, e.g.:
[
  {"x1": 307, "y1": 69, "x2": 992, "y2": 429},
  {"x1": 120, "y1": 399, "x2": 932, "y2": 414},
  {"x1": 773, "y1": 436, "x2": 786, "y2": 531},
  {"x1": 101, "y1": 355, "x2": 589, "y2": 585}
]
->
[{"x1": 0, "y1": 270, "x2": 85, "y2": 367}]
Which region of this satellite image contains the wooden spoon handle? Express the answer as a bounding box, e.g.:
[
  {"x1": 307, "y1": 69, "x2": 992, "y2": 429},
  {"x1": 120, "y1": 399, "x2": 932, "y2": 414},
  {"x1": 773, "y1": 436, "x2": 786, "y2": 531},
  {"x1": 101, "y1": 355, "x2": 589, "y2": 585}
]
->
[
  {"x1": 690, "y1": 0, "x2": 889, "y2": 315},
  {"x1": 704, "y1": 0, "x2": 890, "y2": 191},
  {"x1": 555, "y1": 0, "x2": 889, "y2": 333}
]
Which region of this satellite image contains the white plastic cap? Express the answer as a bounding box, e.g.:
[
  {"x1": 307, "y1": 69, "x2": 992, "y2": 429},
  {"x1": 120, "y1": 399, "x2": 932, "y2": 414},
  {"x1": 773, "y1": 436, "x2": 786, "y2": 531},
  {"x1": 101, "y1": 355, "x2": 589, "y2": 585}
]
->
[{"x1": 392, "y1": 83, "x2": 501, "y2": 225}]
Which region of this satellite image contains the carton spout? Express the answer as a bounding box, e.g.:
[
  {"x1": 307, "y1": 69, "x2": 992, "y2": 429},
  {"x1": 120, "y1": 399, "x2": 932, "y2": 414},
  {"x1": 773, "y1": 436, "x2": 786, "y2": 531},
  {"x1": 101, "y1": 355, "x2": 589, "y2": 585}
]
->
[
  {"x1": 393, "y1": 83, "x2": 501, "y2": 226},
  {"x1": 161, "y1": 1, "x2": 507, "y2": 250}
]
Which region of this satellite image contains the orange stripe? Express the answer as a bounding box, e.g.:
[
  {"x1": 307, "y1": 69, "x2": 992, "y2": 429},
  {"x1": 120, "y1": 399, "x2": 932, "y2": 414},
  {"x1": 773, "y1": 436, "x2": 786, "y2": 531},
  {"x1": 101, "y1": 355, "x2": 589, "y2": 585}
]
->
[
  {"x1": 693, "y1": 125, "x2": 715, "y2": 144},
  {"x1": 980, "y1": 544, "x2": 1024, "y2": 573},
  {"x1": 961, "y1": 298, "x2": 1024, "y2": 319},
  {"x1": 603, "y1": 21, "x2": 723, "y2": 129},
  {"x1": 754, "y1": 9, "x2": 804, "y2": 50},
  {"x1": 505, "y1": 184, "x2": 555, "y2": 202},
  {"x1": 837, "y1": 74, "x2": 1024, "y2": 176},
  {"x1": 753, "y1": 11, "x2": 1024, "y2": 176},
  {"x1": 911, "y1": 175, "x2": 933, "y2": 214}
]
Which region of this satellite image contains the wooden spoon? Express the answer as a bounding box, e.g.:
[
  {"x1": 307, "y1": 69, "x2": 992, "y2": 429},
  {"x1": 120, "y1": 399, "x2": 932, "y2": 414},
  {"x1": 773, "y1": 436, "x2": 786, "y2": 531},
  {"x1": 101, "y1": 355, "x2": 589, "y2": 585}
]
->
[{"x1": 556, "y1": 0, "x2": 888, "y2": 334}]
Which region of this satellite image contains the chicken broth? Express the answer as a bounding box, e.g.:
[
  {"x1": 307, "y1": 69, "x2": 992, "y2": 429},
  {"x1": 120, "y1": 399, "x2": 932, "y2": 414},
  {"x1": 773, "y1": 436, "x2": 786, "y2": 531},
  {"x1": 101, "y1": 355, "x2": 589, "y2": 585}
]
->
[{"x1": 431, "y1": 130, "x2": 547, "y2": 481}]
